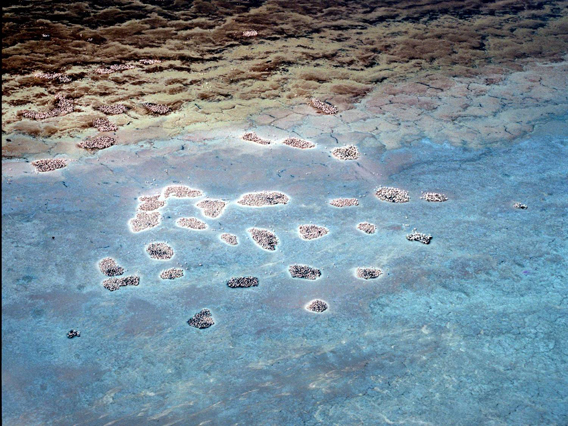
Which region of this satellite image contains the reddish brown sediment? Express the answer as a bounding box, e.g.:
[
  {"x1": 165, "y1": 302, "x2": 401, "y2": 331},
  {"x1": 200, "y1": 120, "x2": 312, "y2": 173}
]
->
[
  {"x1": 176, "y1": 217, "x2": 208, "y2": 230},
  {"x1": 242, "y1": 30, "x2": 258, "y2": 38},
  {"x1": 249, "y1": 228, "x2": 278, "y2": 251},
  {"x1": 146, "y1": 242, "x2": 174, "y2": 260},
  {"x1": 187, "y1": 309, "x2": 214, "y2": 329},
  {"x1": 227, "y1": 276, "x2": 259, "y2": 288},
  {"x1": 406, "y1": 229, "x2": 432, "y2": 244},
  {"x1": 306, "y1": 299, "x2": 328, "y2": 313},
  {"x1": 220, "y1": 233, "x2": 238, "y2": 245},
  {"x1": 93, "y1": 117, "x2": 118, "y2": 132},
  {"x1": 196, "y1": 199, "x2": 227, "y2": 218},
  {"x1": 242, "y1": 132, "x2": 271, "y2": 145},
  {"x1": 20, "y1": 93, "x2": 73, "y2": 120},
  {"x1": 143, "y1": 103, "x2": 171, "y2": 115},
  {"x1": 137, "y1": 195, "x2": 165, "y2": 212},
  {"x1": 102, "y1": 275, "x2": 140, "y2": 292},
  {"x1": 282, "y1": 137, "x2": 316, "y2": 149},
  {"x1": 513, "y1": 202, "x2": 528, "y2": 210},
  {"x1": 357, "y1": 222, "x2": 376, "y2": 234},
  {"x1": 162, "y1": 185, "x2": 203, "y2": 199},
  {"x1": 298, "y1": 225, "x2": 329, "y2": 240},
  {"x1": 309, "y1": 98, "x2": 338, "y2": 115},
  {"x1": 97, "y1": 104, "x2": 128, "y2": 115},
  {"x1": 421, "y1": 192, "x2": 448, "y2": 202},
  {"x1": 237, "y1": 191, "x2": 289, "y2": 207},
  {"x1": 331, "y1": 145, "x2": 359, "y2": 160},
  {"x1": 356, "y1": 267, "x2": 383, "y2": 279},
  {"x1": 160, "y1": 268, "x2": 184, "y2": 280},
  {"x1": 289, "y1": 264, "x2": 321, "y2": 280},
  {"x1": 375, "y1": 187, "x2": 410, "y2": 203},
  {"x1": 98, "y1": 257, "x2": 125, "y2": 277},
  {"x1": 329, "y1": 198, "x2": 359, "y2": 207},
  {"x1": 31, "y1": 158, "x2": 67, "y2": 172},
  {"x1": 78, "y1": 136, "x2": 116, "y2": 150},
  {"x1": 129, "y1": 211, "x2": 161, "y2": 232}
]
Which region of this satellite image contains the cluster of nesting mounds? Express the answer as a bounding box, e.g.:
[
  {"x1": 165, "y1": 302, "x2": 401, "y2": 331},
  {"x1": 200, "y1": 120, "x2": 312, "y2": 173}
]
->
[
  {"x1": 163, "y1": 185, "x2": 203, "y2": 199},
  {"x1": 78, "y1": 136, "x2": 116, "y2": 150},
  {"x1": 420, "y1": 192, "x2": 448, "y2": 202},
  {"x1": 306, "y1": 299, "x2": 328, "y2": 313},
  {"x1": 93, "y1": 117, "x2": 118, "y2": 132},
  {"x1": 34, "y1": 71, "x2": 72, "y2": 83},
  {"x1": 139, "y1": 59, "x2": 162, "y2": 65},
  {"x1": 242, "y1": 30, "x2": 258, "y2": 37},
  {"x1": 299, "y1": 225, "x2": 329, "y2": 240},
  {"x1": 21, "y1": 93, "x2": 73, "y2": 120},
  {"x1": 31, "y1": 158, "x2": 67, "y2": 173},
  {"x1": 330, "y1": 198, "x2": 359, "y2": 207},
  {"x1": 309, "y1": 98, "x2": 338, "y2": 115},
  {"x1": 220, "y1": 233, "x2": 238, "y2": 245},
  {"x1": 242, "y1": 132, "x2": 271, "y2": 145},
  {"x1": 138, "y1": 195, "x2": 165, "y2": 212},
  {"x1": 375, "y1": 187, "x2": 410, "y2": 203},
  {"x1": 196, "y1": 199, "x2": 226, "y2": 218},
  {"x1": 406, "y1": 229, "x2": 432, "y2": 245},
  {"x1": 95, "y1": 63, "x2": 135, "y2": 75},
  {"x1": 249, "y1": 228, "x2": 278, "y2": 251},
  {"x1": 357, "y1": 222, "x2": 376, "y2": 234},
  {"x1": 97, "y1": 104, "x2": 128, "y2": 115},
  {"x1": 103, "y1": 276, "x2": 140, "y2": 291},
  {"x1": 146, "y1": 242, "x2": 174, "y2": 260},
  {"x1": 130, "y1": 211, "x2": 161, "y2": 232},
  {"x1": 356, "y1": 267, "x2": 383, "y2": 280},
  {"x1": 160, "y1": 268, "x2": 184, "y2": 280},
  {"x1": 143, "y1": 103, "x2": 171, "y2": 115},
  {"x1": 177, "y1": 217, "x2": 208, "y2": 230},
  {"x1": 98, "y1": 257, "x2": 139, "y2": 291},
  {"x1": 187, "y1": 309, "x2": 215, "y2": 329},
  {"x1": 99, "y1": 257, "x2": 125, "y2": 276},
  {"x1": 282, "y1": 137, "x2": 315, "y2": 149},
  {"x1": 227, "y1": 276, "x2": 259, "y2": 288},
  {"x1": 237, "y1": 191, "x2": 289, "y2": 207},
  {"x1": 332, "y1": 145, "x2": 359, "y2": 160},
  {"x1": 289, "y1": 264, "x2": 321, "y2": 280}
]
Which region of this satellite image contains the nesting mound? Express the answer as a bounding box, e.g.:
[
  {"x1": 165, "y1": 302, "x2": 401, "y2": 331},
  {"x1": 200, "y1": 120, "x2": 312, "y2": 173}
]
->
[
  {"x1": 237, "y1": 191, "x2": 289, "y2": 207},
  {"x1": 138, "y1": 195, "x2": 165, "y2": 212},
  {"x1": 146, "y1": 242, "x2": 174, "y2": 260},
  {"x1": 160, "y1": 268, "x2": 184, "y2": 280},
  {"x1": 332, "y1": 145, "x2": 359, "y2": 160},
  {"x1": 357, "y1": 222, "x2": 376, "y2": 234},
  {"x1": 98, "y1": 257, "x2": 125, "y2": 277},
  {"x1": 95, "y1": 64, "x2": 135, "y2": 75},
  {"x1": 421, "y1": 192, "x2": 448, "y2": 202},
  {"x1": 249, "y1": 228, "x2": 278, "y2": 251},
  {"x1": 220, "y1": 233, "x2": 238, "y2": 245},
  {"x1": 242, "y1": 132, "x2": 271, "y2": 145},
  {"x1": 143, "y1": 103, "x2": 171, "y2": 115},
  {"x1": 375, "y1": 187, "x2": 410, "y2": 203},
  {"x1": 21, "y1": 93, "x2": 73, "y2": 120},
  {"x1": 309, "y1": 98, "x2": 338, "y2": 115},
  {"x1": 67, "y1": 329, "x2": 80, "y2": 338},
  {"x1": 289, "y1": 265, "x2": 321, "y2": 280},
  {"x1": 514, "y1": 202, "x2": 528, "y2": 210},
  {"x1": 139, "y1": 59, "x2": 162, "y2": 65},
  {"x1": 31, "y1": 159, "x2": 67, "y2": 173},
  {"x1": 299, "y1": 225, "x2": 329, "y2": 240},
  {"x1": 242, "y1": 30, "x2": 258, "y2": 37},
  {"x1": 187, "y1": 309, "x2": 215, "y2": 329},
  {"x1": 227, "y1": 276, "x2": 259, "y2": 288},
  {"x1": 78, "y1": 136, "x2": 116, "y2": 150},
  {"x1": 93, "y1": 117, "x2": 118, "y2": 132},
  {"x1": 176, "y1": 217, "x2": 208, "y2": 230},
  {"x1": 102, "y1": 276, "x2": 140, "y2": 291},
  {"x1": 97, "y1": 104, "x2": 127, "y2": 115},
  {"x1": 129, "y1": 211, "x2": 161, "y2": 232},
  {"x1": 306, "y1": 299, "x2": 328, "y2": 313},
  {"x1": 329, "y1": 198, "x2": 359, "y2": 207},
  {"x1": 356, "y1": 267, "x2": 383, "y2": 279},
  {"x1": 196, "y1": 199, "x2": 226, "y2": 218},
  {"x1": 162, "y1": 185, "x2": 203, "y2": 199},
  {"x1": 406, "y1": 229, "x2": 432, "y2": 245},
  {"x1": 282, "y1": 137, "x2": 315, "y2": 149}
]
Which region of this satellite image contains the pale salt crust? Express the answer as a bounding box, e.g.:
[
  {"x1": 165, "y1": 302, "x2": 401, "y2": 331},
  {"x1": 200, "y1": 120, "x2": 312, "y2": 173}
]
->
[
  {"x1": 309, "y1": 98, "x2": 338, "y2": 115},
  {"x1": 249, "y1": 228, "x2": 279, "y2": 251},
  {"x1": 160, "y1": 268, "x2": 184, "y2": 280},
  {"x1": 98, "y1": 257, "x2": 125, "y2": 277},
  {"x1": 329, "y1": 198, "x2": 359, "y2": 207},
  {"x1": 78, "y1": 136, "x2": 116, "y2": 150},
  {"x1": 227, "y1": 277, "x2": 259, "y2": 288},
  {"x1": 146, "y1": 242, "x2": 174, "y2": 260},
  {"x1": 137, "y1": 195, "x2": 166, "y2": 212},
  {"x1": 306, "y1": 299, "x2": 328, "y2": 313},
  {"x1": 242, "y1": 132, "x2": 271, "y2": 145},
  {"x1": 298, "y1": 225, "x2": 329, "y2": 240},
  {"x1": 162, "y1": 185, "x2": 203, "y2": 199},
  {"x1": 420, "y1": 192, "x2": 448, "y2": 202},
  {"x1": 196, "y1": 199, "x2": 227, "y2": 218},
  {"x1": 406, "y1": 229, "x2": 432, "y2": 245},
  {"x1": 93, "y1": 117, "x2": 118, "y2": 132},
  {"x1": 375, "y1": 187, "x2": 410, "y2": 203},
  {"x1": 220, "y1": 233, "x2": 238, "y2": 245},
  {"x1": 282, "y1": 137, "x2": 316, "y2": 149},
  {"x1": 129, "y1": 211, "x2": 161, "y2": 232},
  {"x1": 102, "y1": 276, "x2": 140, "y2": 292},
  {"x1": 187, "y1": 309, "x2": 214, "y2": 329},
  {"x1": 143, "y1": 103, "x2": 171, "y2": 115},
  {"x1": 357, "y1": 222, "x2": 376, "y2": 234},
  {"x1": 331, "y1": 145, "x2": 359, "y2": 160},
  {"x1": 356, "y1": 267, "x2": 383, "y2": 279},
  {"x1": 237, "y1": 191, "x2": 289, "y2": 207},
  {"x1": 176, "y1": 217, "x2": 208, "y2": 230},
  {"x1": 31, "y1": 159, "x2": 67, "y2": 173},
  {"x1": 289, "y1": 264, "x2": 322, "y2": 280}
]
